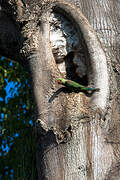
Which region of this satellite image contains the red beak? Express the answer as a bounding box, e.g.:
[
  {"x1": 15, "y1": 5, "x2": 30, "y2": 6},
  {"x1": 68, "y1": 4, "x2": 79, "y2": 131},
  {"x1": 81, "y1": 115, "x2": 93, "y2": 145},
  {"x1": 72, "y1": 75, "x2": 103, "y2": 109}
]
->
[{"x1": 57, "y1": 80, "x2": 61, "y2": 84}]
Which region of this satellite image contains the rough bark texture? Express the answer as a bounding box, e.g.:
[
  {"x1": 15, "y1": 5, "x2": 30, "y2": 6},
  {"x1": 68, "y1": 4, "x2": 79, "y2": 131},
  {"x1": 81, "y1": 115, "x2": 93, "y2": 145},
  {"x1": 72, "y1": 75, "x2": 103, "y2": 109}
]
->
[{"x1": 0, "y1": 0, "x2": 120, "y2": 179}]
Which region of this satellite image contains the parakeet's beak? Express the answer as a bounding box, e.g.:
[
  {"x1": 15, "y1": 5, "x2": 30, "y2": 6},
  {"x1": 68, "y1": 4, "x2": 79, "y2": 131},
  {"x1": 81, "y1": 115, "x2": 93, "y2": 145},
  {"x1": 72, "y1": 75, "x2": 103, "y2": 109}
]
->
[{"x1": 57, "y1": 80, "x2": 61, "y2": 84}]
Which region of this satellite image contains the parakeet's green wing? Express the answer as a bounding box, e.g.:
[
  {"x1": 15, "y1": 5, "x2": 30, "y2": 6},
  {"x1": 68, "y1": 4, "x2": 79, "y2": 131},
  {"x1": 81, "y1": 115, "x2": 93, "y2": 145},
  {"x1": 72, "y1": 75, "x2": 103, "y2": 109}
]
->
[
  {"x1": 66, "y1": 80, "x2": 100, "y2": 91},
  {"x1": 66, "y1": 80, "x2": 86, "y2": 89}
]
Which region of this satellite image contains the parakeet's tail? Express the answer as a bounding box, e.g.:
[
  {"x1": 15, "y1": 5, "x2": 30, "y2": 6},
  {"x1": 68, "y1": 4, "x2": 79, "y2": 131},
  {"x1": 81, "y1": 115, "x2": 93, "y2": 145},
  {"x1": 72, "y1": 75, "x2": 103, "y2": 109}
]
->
[{"x1": 85, "y1": 87, "x2": 100, "y2": 91}]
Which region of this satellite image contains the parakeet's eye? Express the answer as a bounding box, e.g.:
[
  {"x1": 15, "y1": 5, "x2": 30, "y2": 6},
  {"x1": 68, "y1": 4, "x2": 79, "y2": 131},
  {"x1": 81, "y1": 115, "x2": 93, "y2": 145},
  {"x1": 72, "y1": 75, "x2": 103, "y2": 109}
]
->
[{"x1": 57, "y1": 80, "x2": 61, "y2": 84}]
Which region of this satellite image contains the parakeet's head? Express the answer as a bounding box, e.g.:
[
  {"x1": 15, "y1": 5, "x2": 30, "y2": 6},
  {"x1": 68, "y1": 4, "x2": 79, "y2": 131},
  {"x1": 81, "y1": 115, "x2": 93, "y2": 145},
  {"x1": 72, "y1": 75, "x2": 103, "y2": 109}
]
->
[{"x1": 57, "y1": 78, "x2": 66, "y2": 85}]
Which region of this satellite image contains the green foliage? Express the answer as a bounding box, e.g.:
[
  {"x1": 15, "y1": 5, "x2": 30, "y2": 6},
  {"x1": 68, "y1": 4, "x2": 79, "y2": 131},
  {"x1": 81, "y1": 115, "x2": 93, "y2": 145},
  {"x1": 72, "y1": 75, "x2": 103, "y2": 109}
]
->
[{"x1": 0, "y1": 57, "x2": 37, "y2": 179}]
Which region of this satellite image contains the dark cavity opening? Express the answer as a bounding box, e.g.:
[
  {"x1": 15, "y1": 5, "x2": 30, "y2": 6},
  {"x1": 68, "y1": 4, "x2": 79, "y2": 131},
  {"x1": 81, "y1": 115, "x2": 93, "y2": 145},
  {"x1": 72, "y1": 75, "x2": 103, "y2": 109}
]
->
[
  {"x1": 64, "y1": 52, "x2": 88, "y2": 86},
  {"x1": 50, "y1": 9, "x2": 90, "y2": 87}
]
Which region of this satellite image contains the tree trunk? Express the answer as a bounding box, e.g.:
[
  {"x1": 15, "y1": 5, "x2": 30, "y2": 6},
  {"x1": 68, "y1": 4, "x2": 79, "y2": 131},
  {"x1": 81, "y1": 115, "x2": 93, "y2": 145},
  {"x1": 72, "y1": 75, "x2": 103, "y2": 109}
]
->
[
  {"x1": 29, "y1": 1, "x2": 119, "y2": 179},
  {"x1": 1, "y1": 0, "x2": 120, "y2": 179}
]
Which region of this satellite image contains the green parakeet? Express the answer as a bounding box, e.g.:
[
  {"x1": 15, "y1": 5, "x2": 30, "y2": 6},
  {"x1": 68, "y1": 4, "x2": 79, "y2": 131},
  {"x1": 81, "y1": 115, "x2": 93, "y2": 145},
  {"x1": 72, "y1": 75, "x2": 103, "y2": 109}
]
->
[{"x1": 57, "y1": 78, "x2": 100, "y2": 92}]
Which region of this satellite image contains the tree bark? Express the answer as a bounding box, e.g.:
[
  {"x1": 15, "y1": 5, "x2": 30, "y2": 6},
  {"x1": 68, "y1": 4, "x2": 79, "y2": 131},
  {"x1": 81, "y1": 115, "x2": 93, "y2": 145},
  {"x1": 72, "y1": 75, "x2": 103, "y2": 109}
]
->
[
  {"x1": 36, "y1": 1, "x2": 120, "y2": 179},
  {"x1": 1, "y1": 0, "x2": 120, "y2": 179}
]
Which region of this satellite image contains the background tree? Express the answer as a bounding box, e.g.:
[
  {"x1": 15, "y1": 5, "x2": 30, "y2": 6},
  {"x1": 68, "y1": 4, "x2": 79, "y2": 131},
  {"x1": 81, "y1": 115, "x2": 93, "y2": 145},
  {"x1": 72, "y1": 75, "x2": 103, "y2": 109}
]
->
[
  {"x1": 0, "y1": 0, "x2": 120, "y2": 179},
  {"x1": 0, "y1": 57, "x2": 37, "y2": 179}
]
